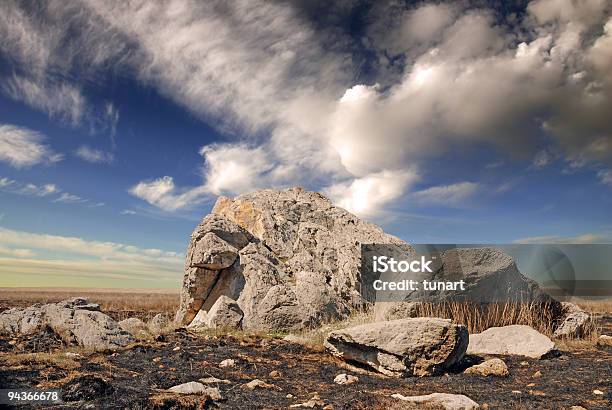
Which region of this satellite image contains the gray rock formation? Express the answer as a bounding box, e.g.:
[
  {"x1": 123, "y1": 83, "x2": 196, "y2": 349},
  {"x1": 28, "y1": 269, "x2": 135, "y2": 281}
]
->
[
  {"x1": 391, "y1": 392, "x2": 479, "y2": 410},
  {"x1": 374, "y1": 247, "x2": 560, "y2": 322},
  {"x1": 0, "y1": 298, "x2": 133, "y2": 350},
  {"x1": 325, "y1": 318, "x2": 468, "y2": 377},
  {"x1": 176, "y1": 187, "x2": 405, "y2": 330},
  {"x1": 467, "y1": 325, "x2": 555, "y2": 358},
  {"x1": 204, "y1": 295, "x2": 243, "y2": 329},
  {"x1": 553, "y1": 302, "x2": 592, "y2": 338}
]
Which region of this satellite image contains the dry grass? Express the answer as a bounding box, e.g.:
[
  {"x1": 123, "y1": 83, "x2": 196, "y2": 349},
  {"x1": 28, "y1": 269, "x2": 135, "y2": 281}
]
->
[
  {"x1": 572, "y1": 298, "x2": 612, "y2": 314},
  {"x1": 0, "y1": 352, "x2": 81, "y2": 370},
  {"x1": 0, "y1": 288, "x2": 179, "y2": 321}
]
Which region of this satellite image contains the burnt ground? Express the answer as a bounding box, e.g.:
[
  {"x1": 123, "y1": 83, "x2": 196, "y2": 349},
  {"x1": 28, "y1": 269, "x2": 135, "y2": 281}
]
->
[{"x1": 1, "y1": 326, "x2": 611, "y2": 410}]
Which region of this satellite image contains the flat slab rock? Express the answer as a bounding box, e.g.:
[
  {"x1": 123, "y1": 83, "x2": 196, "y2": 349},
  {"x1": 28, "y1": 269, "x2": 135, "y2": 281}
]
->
[
  {"x1": 0, "y1": 298, "x2": 133, "y2": 351},
  {"x1": 467, "y1": 325, "x2": 555, "y2": 359},
  {"x1": 325, "y1": 317, "x2": 468, "y2": 377},
  {"x1": 392, "y1": 392, "x2": 479, "y2": 410}
]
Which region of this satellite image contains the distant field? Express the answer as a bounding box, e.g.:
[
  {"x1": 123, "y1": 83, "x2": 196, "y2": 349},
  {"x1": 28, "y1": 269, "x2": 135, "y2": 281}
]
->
[{"x1": 0, "y1": 288, "x2": 179, "y2": 321}]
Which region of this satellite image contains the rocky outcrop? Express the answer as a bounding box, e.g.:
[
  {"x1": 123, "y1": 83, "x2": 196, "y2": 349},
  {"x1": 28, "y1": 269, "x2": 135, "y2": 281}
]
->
[
  {"x1": 374, "y1": 247, "x2": 560, "y2": 322},
  {"x1": 467, "y1": 325, "x2": 555, "y2": 358},
  {"x1": 176, "y1": 187, "x2": 406, "y2": 330},
  {"x1": 325, "y1": 318, "x2": 468, "y2": 377},
  {"x1": 0, "y1": 298, "x2": 133, "y2": 350},
  {"x1": 553, "y1": 302, "x2": 592, "y2": 338}
]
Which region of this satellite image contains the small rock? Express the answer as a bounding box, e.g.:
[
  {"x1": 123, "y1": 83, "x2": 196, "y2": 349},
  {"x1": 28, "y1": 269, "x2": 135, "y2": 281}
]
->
[
  {"x1": 219, "y1": 358, "x2": 235, "y2": 368},
  {"x1": 333, "y1": 373, "x2": 358, "y2": 385},
  {"x1": 148, "y1": 313, "x2": 170, "y2": 335},
  {"x1": 512, "y1": 391, "x2": 522, "y2": 394},
  {"x1": 532, "y1": 370, "x2": 542, "y2": 379},
  {"x1": 167, "y1": 382, "x2": 223, "y2": 401},
  {"x1": 269, "y1": 370, "x2": 282, "y2": 378},
  {"x1": 464, "y1": 358, "x2": 509, "y2": 377},
  {"x1": 520, "y1": 361, "x2": 529, "y2": 366},
  {"x1": 200, "y1": 377, "x2": 231, "y2": 385},
  {"x1": 290, "y1": 394, "x2": 325, "y2": 408},
  {"x1": 593, "y1": 389, "x2": 604, "y2": 395},
  {"x1": 153, "y1": 357, "x2": 162, "y2": 363},
  {"x1": 243, "y1": 379, "x2": 276, "y2": 390},
  {"x1": 8, "y1": 340, "x2": 17, "y2": 345},
  {"x1": 392, "y1": 393, "x2": 479, "y2": 410},
  {"x1": 527, "y1": 383, "x2": 535, "y2": 387},
  {"x1": 597, "y1": 335, "x2": 612, "y2": 347},
  {"x1": 64, "y1": 352, "x2": 84, "y2": 359},
  {"x1": 570, "y1": 406, "x2": 587, "y2": 410},
  {"x1": 287, "y1": 394, "x2": 295, "y2": 399},
  {"x1": 172, "y1": 346, "x2": 180, "y2": 351},
  {"x1": 118, "y1": 318, "x2": 150, "y2": 338}
]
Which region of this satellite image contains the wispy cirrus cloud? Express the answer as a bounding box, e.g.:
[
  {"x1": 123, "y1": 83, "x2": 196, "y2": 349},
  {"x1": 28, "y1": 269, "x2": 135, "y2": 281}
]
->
[
  {"x1": 412, "y1": 182, "x2": 480, "y2": 206},
  {"x1": 0, "y1": 124, "x2": 62, "y2": 168},
  {"x1": 0, "y1": 176, "x2": 102, "y2": 208},
  {"x1": 514, "y1": 233, "x2": 609, "y2": 244},
  {"x1": 75, "y1": 145, "x2": 114, "y2": 164}
]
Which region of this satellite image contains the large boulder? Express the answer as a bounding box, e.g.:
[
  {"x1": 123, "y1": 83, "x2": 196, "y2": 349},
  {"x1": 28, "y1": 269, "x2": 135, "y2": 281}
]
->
[
  {"x1": 467, "y1": 325, "x2": 555, "y2": 358},
  {"x1": 176, "y1": 187, "x2": 406, "y2": 330},
  {"x1": 176, "y1": 187, "x2": 563, "y2": 333},
  {"x1": 0, "y1": 298, "x2": 133, "y2": 350},
  {"x1": 325, "y1": 318, "x2": 468, "y2": 377},
  {"x1": 374, "y1": 247, "x2": 560, "y2": 322}
]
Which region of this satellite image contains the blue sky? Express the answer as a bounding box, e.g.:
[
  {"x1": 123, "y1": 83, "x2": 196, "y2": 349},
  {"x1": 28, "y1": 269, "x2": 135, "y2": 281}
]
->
[{"x1": 0, "y1": 0, "x2": 611, "y2": 288}]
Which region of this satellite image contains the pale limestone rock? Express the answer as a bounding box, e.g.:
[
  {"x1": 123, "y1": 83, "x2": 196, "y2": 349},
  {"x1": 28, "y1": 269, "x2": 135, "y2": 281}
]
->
[
  {"x1": 204, "y1": 295, "x2": 243, "y2": 329},
  {"x1": 468, "y1": 325, "x2": 555, "y2": 358},
  {"x1": 597, "y1": 334, "x2": 612, "y2": 347},
  {"x1": 325, "y1": 318, "x2": 468, "y2": 377},
  {"x1": 392, "y1": 392, "x2": 479, "y2": 410},
  {"x1": 553, "y1": 302, "x2": 591, "y2": 338},
  {"x1": 167, "y1": 382, "x2": 222, "y2": 400},
  {"x1": 333, "y1": 373, "x2": 358, "y2": 385},
  {"x1": 118, "y1": 318, "x2": 150, "y2": 338},
  {"x1": 464, "y1": 358, "x2": 509, "y2": 377}
]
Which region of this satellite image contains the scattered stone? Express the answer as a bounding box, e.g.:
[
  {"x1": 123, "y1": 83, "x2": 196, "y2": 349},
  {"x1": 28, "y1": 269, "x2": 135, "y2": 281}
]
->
[
  {"x1": 153, "y1": 357, "x2": 162, "y2": 363},
  {"x1": 167, "y1": 382, "x2": 223, "y2": 400},
  {"x1": 269, "y1": 370, "x2": 281, "y2": 378},
  {"x1": 333, "y1": 373, "x2": 358, "y2": 385},
  {"x1": 391, "y1": 392, "x2": 479, "y2": 410},
  {"x1": 64, "y1": 352, "x2": 84, "y2": 359},
  {"x1": 532, "y1": 370, "x2": 542, "y2": 379},
  {"x1": 118, "y1": 317, "x2": 150, "y2": 338},
  {"x1": 148, "y1": 313, "x2": 170, "y2": 335},
  {"x1": 527, "y1": 383, "x2": 536, "y2": 387},
  {"x1": 290, "y1": 394, "x2": 325, "y2": 408},
  {"x1": 219, "y1": 358, "x2": 235, "y2": 368},
  {"x1": 200, "y1": 377, "x2": 231, "y2": 385},
  {"x1": 467, "y1": 325, "x2": 555, "y2": 358},
  {"x1": 464, "y1": 358, "x2": 509, "y2": 377},
  {"x1": 287, "y1": 394, "x2": 295, "y2": 399},
  {"x1": 325, "y1": 317, "x2": 468, "y2": 377},
  {"x1": 172, "y1": 346, "x2": 180, "y2": 351},
  {"x1": 204, "y1": 295, "x2": 243, "y2": 329},
  {"x1": 520, "y1": 361, "x2": 529, "y2": 366},
  {"x1": 243, "y1": 379, "x2": 276, "y2": 390},
  {"x1": 511, "y1": 391, "x2": 522, "y2": 394},
  {"x1": 597, "y1": 334, "x2": 612, "y2": 347},
  {"x1": 570, "y1": 406, "x2": 587, "y2": 410},
  {"x1": 0, "y1": 298, "x2": 133, "y2": 351},
  {"x1": 553, "y1": 302, "x2": 592, "y2": 338},
  {"x1": 593, "y1": 389, "x2": 604, "y2": 395}
]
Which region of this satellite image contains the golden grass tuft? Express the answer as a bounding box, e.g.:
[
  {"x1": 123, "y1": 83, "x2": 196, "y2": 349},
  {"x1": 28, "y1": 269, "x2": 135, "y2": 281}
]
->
[{"x1": 0, "y1": 352, "x2": 81, "y2": 370}]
